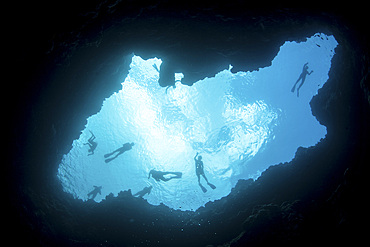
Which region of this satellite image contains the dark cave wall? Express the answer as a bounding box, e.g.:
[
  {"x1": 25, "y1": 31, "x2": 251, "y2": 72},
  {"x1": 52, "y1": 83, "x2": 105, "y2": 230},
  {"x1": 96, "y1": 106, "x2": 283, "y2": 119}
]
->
[{"x1": 9, "y1": 2, "x2": 370, "y2": 247}]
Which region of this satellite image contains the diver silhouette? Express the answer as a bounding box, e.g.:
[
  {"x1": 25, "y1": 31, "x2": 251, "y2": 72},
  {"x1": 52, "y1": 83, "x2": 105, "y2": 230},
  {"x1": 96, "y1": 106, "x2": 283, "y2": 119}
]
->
[
  {"x1": 194, "y1": 152, "x2": 216, "y2": 193},
  {"x1": 87, "y1": 185, "x2": 102, "y2": 200},
  {"x1": 84, "y1": 130, "x2": 97, "y2": 156},
  {"x1": 104, "y1": 142, "x2": 134, "y2": 163},
  {"x1": 291, "y1": 62, "x2": 314, "y2": 97},
  {"x1": 133, "y1": 185, "x2": 153, "y2": 198},
  {"x1": 148, "y1": 169, "x2": 182, "y2": 182}
]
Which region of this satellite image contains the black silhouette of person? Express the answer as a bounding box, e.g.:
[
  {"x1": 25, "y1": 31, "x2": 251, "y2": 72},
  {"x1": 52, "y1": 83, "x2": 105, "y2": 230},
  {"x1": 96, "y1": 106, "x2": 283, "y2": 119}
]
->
[
  {"x1": 291, "y1": 62, "x2": 314, "y2": 97},
  {"x1": 133, "y1": 185, "x2": 153, "y2": 198},
  {"x1": 194, "y1": 152, "x2": 216, "y2": 193},
  {"x1": 148, "y1": 169, "x2": 182, "y2": 182},
  {"x1": 104, "y1": 142, "x2": 134, "y2": 163},
  {"x1": 84, "y1": 130, "x2": 97, "y2": 156},
  {"x1": 157, "y1": 60, "x2": 183, "y2": 94},
  {"x1": 152, "y1": 63, "x2": 160, "y2": 73},
  {"x1": 153, "y1": 63, "x2": 176, "y2": 93},
  {"x1": 87, "y1": 186, "x2": 102, "y2": 200},
  {"x1": 165, "y1": 84, "x2": 176, "y2": 94}
]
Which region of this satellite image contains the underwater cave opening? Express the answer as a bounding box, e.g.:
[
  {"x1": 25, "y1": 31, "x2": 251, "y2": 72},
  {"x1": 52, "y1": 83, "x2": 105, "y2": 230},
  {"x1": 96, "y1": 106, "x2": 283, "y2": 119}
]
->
[{"x1": 57, "y1": 33, "x2": 338, "y2": 211}]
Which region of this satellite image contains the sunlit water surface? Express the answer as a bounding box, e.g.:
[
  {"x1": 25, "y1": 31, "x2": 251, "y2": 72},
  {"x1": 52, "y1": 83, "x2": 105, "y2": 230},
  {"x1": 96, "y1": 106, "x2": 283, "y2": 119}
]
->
[{"x1": 57, "y1": 33, "x2": 337, "y2": 211}]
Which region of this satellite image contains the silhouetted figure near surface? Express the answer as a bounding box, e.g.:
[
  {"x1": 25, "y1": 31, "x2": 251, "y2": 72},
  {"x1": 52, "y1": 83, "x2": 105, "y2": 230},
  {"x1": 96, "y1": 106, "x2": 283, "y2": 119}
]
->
[
  {"x1": 291, "y1": 62, "x2": 314, "y2": 97},
  {"x1": 104, "y1": 142, "x2": 134, "y2": 163},
  {"x1": 194, "y1": 152, "x2": 216, "y2": 193},
  {"x1": 152, "y1": 64, "x2": 160, "y2": 73},
  {"x1": 148, "y1": 169, "x2": 182, "y2": 182},
  {"x1": 133, "y1": 186, "x2": 153, "y2": 198},
  {"x1": 87, "y1": 186, "x2": 102, "y2": 200},
  {"x1": 165, "y1": 84, "x2": 176, "y2": 94},
  {"x1": 84, "y1": 130, "x2": 97, "y2": 156}
]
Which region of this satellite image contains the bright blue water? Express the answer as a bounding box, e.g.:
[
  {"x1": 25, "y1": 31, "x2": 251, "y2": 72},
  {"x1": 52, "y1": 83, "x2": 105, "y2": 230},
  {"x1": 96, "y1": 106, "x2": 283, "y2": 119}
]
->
[{"x1": 57, "y1": 33, "x2": 337, "y2": 211}]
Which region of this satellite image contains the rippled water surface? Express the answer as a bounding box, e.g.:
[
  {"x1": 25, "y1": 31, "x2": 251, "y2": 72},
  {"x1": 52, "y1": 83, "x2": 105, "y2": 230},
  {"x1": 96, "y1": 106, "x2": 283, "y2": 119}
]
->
[{"x1": 57, "y1": 33, "x2": 337, "y2": 211}]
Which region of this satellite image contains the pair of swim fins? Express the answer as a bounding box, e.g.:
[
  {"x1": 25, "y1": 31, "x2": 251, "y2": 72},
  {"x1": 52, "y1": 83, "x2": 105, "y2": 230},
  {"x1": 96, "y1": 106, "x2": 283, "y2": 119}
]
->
[{"x1": 200, "y1": 182, "x2": 216, "y2": 193}]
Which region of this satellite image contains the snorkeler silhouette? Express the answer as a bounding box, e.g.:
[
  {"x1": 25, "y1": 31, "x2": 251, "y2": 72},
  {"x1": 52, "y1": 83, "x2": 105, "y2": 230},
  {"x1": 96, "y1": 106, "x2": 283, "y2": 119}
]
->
[
  {"x1": 291, "y1": 62, "x2": 314, "y2": 97},
  {"x1": 87, "y1": 185, "x2": 102, "y2": 200},
  {"x1": 104, "y1": 142, "x2": 134, "y2": 163},
  {"x1": 165, "y1": 84, "x2": 176, "y2": 94},
  {"x1": 194, "y1": 152, "x2": 216, "y2": 193},
  {"x1": 133, "y1": 185, "x2": 153, "y2": 198},
  {"x1": 148, "y1": 169, "x2": 182, "y2": 182},
  {"x1": 84, "y1": 130, "x2": 97, "y2": 156},
  {"x1": 152, "y1": 64, "x2": 160, "y2": 73}
]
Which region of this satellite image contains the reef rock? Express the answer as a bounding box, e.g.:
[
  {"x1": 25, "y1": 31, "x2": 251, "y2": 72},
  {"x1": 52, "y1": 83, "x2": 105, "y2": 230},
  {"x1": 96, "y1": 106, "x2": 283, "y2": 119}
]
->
[{"x1": 9, "y1": 2, "x2": 369, "y2": 247}]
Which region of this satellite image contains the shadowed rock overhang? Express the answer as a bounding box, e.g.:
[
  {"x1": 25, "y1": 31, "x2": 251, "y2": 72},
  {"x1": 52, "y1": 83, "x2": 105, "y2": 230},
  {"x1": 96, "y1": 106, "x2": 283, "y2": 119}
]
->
[{"x1": 9, "y1": 3, "x2": 369, "y2": 247}]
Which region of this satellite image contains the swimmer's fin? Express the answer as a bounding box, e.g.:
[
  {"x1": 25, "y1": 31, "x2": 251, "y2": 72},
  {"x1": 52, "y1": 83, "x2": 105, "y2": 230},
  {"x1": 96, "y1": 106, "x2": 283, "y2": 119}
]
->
[
  {"x1": 173, "y1": 172, "x2": 182, "y2": 178},
  {"x1": 208, "y1": 183, "x2": 216, "y2": 190},
  {"x1": 105, "y1": 158, "x2": 114, "y2": 163},
  {"x1": 199, "y1": 184, "x2": 207, "y2": 193}
]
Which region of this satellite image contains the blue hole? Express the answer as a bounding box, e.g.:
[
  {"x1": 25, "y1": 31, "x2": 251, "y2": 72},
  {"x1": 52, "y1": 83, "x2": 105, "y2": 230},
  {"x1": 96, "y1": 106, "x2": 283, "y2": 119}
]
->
[{"x1": 57, "y1": 33, "x2": 338, "y2": 211}]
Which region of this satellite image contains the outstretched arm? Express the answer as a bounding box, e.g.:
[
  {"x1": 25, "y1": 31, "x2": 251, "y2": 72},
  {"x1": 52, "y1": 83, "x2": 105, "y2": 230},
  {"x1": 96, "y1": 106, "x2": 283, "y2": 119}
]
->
[
  {"x1": 148, "y1": 170, "x2": 152, "y2": 179},
  {"x1": 308, "y1": 70, "x2": 314, "y2": 75},
  {"x1": 194, "y1": 152, "x2": 199, "y2": 161}
]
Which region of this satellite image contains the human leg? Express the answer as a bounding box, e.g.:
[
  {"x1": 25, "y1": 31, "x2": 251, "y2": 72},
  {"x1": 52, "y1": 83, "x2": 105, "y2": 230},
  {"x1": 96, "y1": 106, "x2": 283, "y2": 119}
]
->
[
  {"x1": 291, "y1": 76, "x2": 302, "y2": 92},
  {"x1": 112, "y1": 150, "x2": 124, "y2": 159},
  {"x1": 169, "y1": 172, "x2": 182, "y2": 178},
  {"x1": 202, "y1": 174, "x2": 216, "y2": 189},
  {"x1": 201, "y1": 174, "x2": 209, "y2": 183},
  {"x1": 104, "y1": 151, "x2": 114, "y2": 158},
  {"x1": 296, "y1": 77, "x2": 306, "y2": 97},
  {"x1": 104, "y1": 148, "x2": 120, "y2": 158},
  {"x1": 196, "y1": 171, "x2": 207, "y2": 192},
  {"x1": 161, "y1": 176, "x2": 171, "y2": 182},
  {"x1": 197, "y1": 174, "x2": 201, "y2": 184}
]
